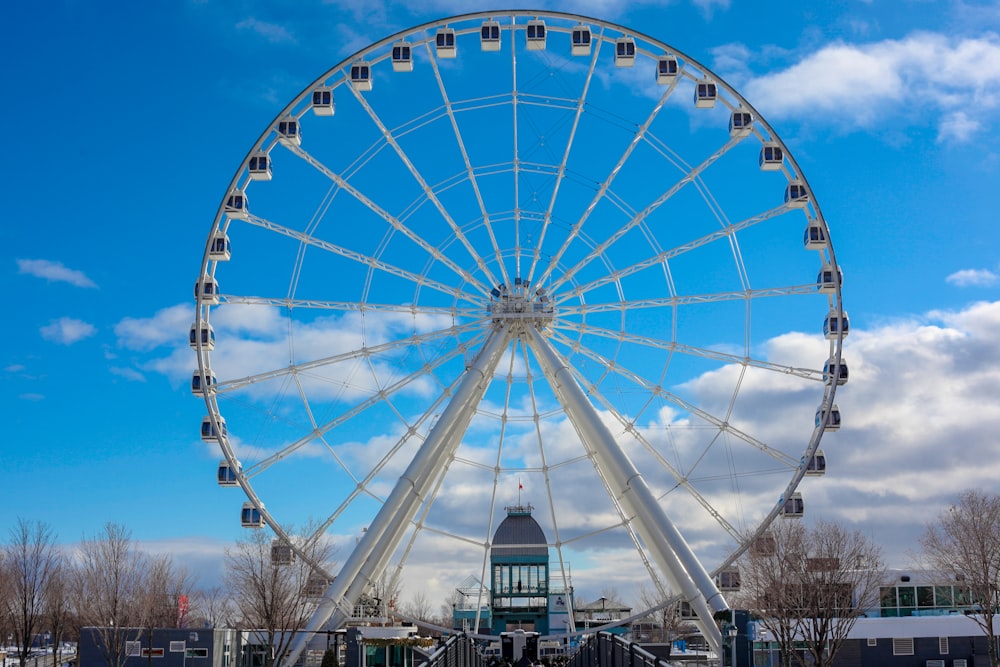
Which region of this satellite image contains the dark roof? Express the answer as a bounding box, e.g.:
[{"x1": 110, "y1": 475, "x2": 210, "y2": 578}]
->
[{"x1": 491, "y1": 505, "x2": 548, "y2": 557}]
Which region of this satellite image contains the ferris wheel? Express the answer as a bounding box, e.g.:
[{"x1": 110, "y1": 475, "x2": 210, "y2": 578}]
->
[{"x1": 191, "y1": 10, "x2": 846, "y2": 656}]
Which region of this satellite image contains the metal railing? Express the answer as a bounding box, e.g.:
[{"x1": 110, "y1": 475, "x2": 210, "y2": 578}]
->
[
  {"x1": 424, "y1": 635, "x2": 486, "y2": 667},
  {"x1": 567, "y1": 633, "x2": 715, "y2": 667}
]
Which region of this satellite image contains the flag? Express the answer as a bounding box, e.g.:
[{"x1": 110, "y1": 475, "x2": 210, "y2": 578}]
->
[{"x1": 519, "y1": 481, "x2": 523, "y2": 490}]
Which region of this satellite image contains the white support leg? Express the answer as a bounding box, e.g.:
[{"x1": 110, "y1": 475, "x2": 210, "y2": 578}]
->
[
  {"x1": 523, "y1": 327, "x2": 727, "y2": 653},
  {"x1": 282, "y1": 324, "x2": 512, "y2": 666}
]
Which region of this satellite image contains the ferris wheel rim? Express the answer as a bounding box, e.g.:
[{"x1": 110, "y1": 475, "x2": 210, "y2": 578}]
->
[{"x1": 191, "y1": 8, "x2": 846, "y2": 643}]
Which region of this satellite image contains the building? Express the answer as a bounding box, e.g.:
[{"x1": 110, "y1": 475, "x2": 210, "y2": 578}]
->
[
  {"x1": 452, "y1": 504, "x2": 574, "y2": 638},
  {"x1": 78, "y1": 628, "x2": 233, "y2": 667},
  {"x1": 740, "y1": 567, "x2": 999, "y2": 667},
  {"x1": 574, "y1": 597, "x2": 631, "y2": 635}
]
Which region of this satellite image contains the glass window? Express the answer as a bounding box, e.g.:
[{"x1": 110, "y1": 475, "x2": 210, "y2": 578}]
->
[
  {"x1": 917, "y1": 586, "x2": 934, "y2": 607},
  {"x1": 934, "y1": 586, "x2": 953, "y2": 607},
  {"x1": 881, "y1": 586, "x2": 899, "y2": 609},
  {"x1": 897, "y1": 586, "x2": 916, "y2": 607}
]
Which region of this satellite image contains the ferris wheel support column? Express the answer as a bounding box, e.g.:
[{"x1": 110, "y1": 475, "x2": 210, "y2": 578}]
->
[
  {"x1": 523, "y1": 327, "x2": 727, "y2": 653},
  {"x1": 283, "y1": 324, "x2": 512, "y2": 667}
]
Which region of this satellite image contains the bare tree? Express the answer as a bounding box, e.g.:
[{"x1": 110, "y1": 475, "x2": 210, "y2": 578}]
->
[
  {"x1": 739, "y1": 520, "x2": 885, "y2": 667},
  {"x1": 139, "y1": 554, "x2": 196, "y2": 628},
  {"x1": 3, "y1": 518, "x2": 60, "y2": 667},
  {"x1": 74, "y1": 522, "x2": 149, "y2": 667},
  {"x1": 403, "y1": 590, "x2": 433, "y2": 622},
  {"x1": 45, "y1": 559, "x2": 75, "y2": 667},
  {"x1": 134, "y1": 555, "x2": 197, "y2": 667},
  {"x1": 224, "y1": 529, "x2": 335, "y2": 667},
  {"x1": 192, "y1": 585, "x2": 237, "y2": 628},
  {"x1": 0, "y1": 550, "x2": 11, "y2": 650},
  {"x1": 920, "y1": 489, "x2": 1000, "y2": 667},
  {"x1": 635, "y1": 586, "x2": 693, "y2": 643},
  {"x1": 438, "y1": 587, "x2": 465, "y2": 629}
]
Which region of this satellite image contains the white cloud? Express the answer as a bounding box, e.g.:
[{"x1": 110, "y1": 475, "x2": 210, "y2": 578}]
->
[
  {"x1": 110, "y1": 366, "x2": 147, "y2": 382},
  {"x1": 115, "y1": 304, "x2": 193, "y2": 352},
  {"x1": 17, "y1": 258, "x2": 97, "y2": 288},
  {"x1": 40, "y1": 317, "x2": 97, "y2": 345},
  {"x1": 6, "y1": 364, "x2": 26, "y2": 373},
  {"x1": 937, "y1": 111, "x2": 981, "y2": 142},
  {"x1": 744, "y1": 32, "x2": 1000, "y2": 142},
  {"x1": 946, "y1": 267, "x2": 1000, "y2": 287},
  {"x1": 121, "y1": 290, "x2": 1000, "y2": 600},
  {"x1": 235, "y1": 18, "x2": 296, "y2": 44},
  {"x1": 19, "y1": 393, "x2": 45, "y2": 401}
]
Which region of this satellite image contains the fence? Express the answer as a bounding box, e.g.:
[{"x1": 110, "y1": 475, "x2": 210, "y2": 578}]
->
[
  {"x1": 424, "y1": 635, "x2": 486, "y2": 667},
  {"x1": 566, "y1": 632, "x2": 717, "y2": 667}
]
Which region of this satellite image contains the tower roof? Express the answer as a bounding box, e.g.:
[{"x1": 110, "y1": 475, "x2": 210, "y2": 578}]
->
[{"x1": 491, "y1": 504, "x2": 548, "y2": 557}]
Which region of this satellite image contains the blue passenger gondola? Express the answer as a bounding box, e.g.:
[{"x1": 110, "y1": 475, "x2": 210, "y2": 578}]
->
[
  {"x1": 189, "y1": 322, "x2": 215, "y2": 351},
  {"x1": 694, "y1": 79, "x2": 717, "y2": 108},
  {"x1": 526, "y1": 19, "x2": 546, "y2": 50},
  {"x1": 759, "y1": 143, "x2": 783, "y2": 171},
  {"x1": 656, "y1": 55, "x2": 678, "y2": 83},
  {"x1": 481, "y1": 20, "x2": 501, "y2": 51},
  {"x1": 571, "y1": 24, "x2": 591, "y2": 56},
  {"x1": 392, "y1": 42, "x2": 413, "y2": 71},
  {"x1": 312, "y1": 87, "x2": 335, "y2": 115},
  {"x1": 217, "y1": 459, "x2": 239, "y2": 486},
  {"x1": 436, "y1": 28, "x2": 457, "y2": 58},
  {"x1": 191, "y1": 368, "x2": 217, "y2": 396},
  {"x1": 195, "y1": 276, "x2": 219, "y2": 305},
  {"x1": 201, "y1": 415, "x2": 227, "y2": 441},
  {"x1": 615, "y1": 37, "x2": 636, "y2": 67},
  {"x1": 241, "y1": 502, "x2": 265, "y2": 528},
  {"x1": 248, "y1": 151, "x2": 271, "y2": 181},
  {"x1": 277, "y1": 117, "x2": 300, "y2": 147}
]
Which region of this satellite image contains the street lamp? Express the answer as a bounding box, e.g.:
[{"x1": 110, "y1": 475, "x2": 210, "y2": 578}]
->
[{"x1": 728, "y1": 625, "x2": 738, "y2": 667}]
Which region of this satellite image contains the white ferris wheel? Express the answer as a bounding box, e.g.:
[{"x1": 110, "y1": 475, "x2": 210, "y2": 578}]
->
[{"x1": 191, "y1": 10, "x2": 847, "y2": 656}]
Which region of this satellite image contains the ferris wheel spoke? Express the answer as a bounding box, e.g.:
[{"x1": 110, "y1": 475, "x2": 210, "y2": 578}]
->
[
  {"x1": 242, "y1": 330, "x2": 487, "y2": 477},
  {"x1": 347, "y1": 65, "x2": 501, "y2": 291},
  {"x1": 239, "y1": 212, "x2": 484, "y2": 305},
  {"x1": 425, "y1": 47, "x2": 508, "y2": 287},
  {"x1": 214, "y1": 320, "x2": 483, "y2": 394},
  {"x1": 548, "y1": 329, "x2": 800, "y2": 468},
  {"x1": 284, "y1": 143, "x2": 491, "y2": 296},
  {"x1": 306, "y1": 369, "x2": 472, "y2": 544},
  {"x1": 219, "y1": 294, "x2": 482, "y2": 319},
  {"x1": 552, "y1": 321, "x2": 822, "y2": 382},
  {"x1": 510, "y1": 23, "x2": 525, "y2": 279},
  {"x1": 556, "y1": 284, "x2": 817, "y2": 314},
  {"x1": 530, "y1": 70, "x2": 679, "y2": 288},
  {"x1": 547, "y1": 134, "x2": 744, "y2": 294},
  {"x1": 526, "y1": 25, "x2": 605, "y2": 286},
  {"x1": 517, "y1": 338, "x2": 568, "y2": 552}
]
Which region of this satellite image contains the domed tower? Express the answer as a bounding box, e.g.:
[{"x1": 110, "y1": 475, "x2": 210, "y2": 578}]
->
[{"x1": 490, "y1": 504, "x2": 550, "y2": 634}]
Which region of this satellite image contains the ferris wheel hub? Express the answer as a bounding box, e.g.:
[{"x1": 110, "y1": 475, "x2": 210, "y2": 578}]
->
[{"x1": 488, "y1": 280, "x2": 554, "y2": 326}]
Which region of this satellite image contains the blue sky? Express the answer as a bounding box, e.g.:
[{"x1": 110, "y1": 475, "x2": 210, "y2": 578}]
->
[{"x1": 3, "y1": 0, "x2": 1000, "y2": 611}]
